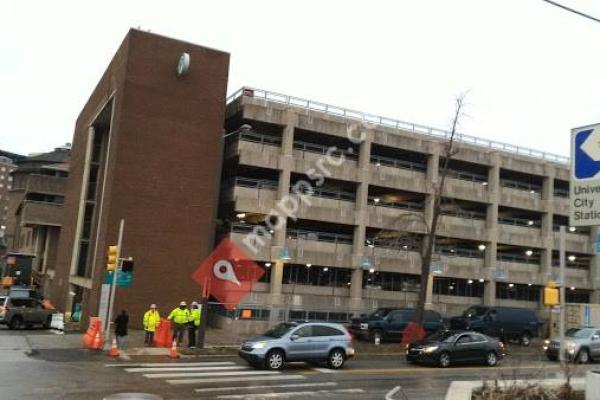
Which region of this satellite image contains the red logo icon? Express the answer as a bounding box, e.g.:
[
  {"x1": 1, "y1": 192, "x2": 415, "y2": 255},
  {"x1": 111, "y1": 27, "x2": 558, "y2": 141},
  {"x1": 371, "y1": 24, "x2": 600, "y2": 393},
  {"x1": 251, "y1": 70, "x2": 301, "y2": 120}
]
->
[{"x1": 192, "y1": 239, "x2": 265, "y2": 310}]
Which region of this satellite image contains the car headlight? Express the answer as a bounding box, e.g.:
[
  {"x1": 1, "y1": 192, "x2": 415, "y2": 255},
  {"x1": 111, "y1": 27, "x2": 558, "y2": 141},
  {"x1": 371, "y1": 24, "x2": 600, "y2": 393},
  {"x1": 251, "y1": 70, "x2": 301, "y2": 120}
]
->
[
  {"x1": 544, "y1": 340, "x2": 550, "y2": 345},
  {"x1": 423, "y1": 346, "x2": 439, "y2": 353},
  {"x1": 251, "y1": 341, "x2": 267, "y2": 349}
]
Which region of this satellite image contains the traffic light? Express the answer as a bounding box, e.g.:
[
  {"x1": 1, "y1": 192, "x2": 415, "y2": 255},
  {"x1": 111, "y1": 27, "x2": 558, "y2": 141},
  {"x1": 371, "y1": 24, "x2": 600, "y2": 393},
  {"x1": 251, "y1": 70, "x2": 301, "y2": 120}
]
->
[
  {"x1": 544, "y1": 281, "x2": 559, "y2": 306},
  {"x1": 106, "y1": 245, "x2": 118, "y2": 271},
  {"x1": 121, "y1": 259, "x2": 134, "y2": 273}
]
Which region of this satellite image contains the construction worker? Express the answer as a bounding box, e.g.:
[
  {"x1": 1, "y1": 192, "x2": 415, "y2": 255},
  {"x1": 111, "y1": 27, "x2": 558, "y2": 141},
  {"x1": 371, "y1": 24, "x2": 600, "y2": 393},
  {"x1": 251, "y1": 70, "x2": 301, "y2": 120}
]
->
[
  {"x1": 168, "y1": 301, "x2": 190, "y2": 346},
  {"x1": 143, "y1": 304, "x2": 161, "y2": 347},
  {"x1": 188, "y1": 301, "x2": 202, "y2": 349}
]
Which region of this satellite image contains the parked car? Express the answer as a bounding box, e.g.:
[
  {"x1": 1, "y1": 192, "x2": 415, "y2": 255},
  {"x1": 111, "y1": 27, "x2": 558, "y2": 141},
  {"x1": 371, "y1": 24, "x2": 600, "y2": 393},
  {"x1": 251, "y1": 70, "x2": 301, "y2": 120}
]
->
[
  {"x1": 350, "y1": 308, "x2": 445, "y2": 343},
  {"x1": 544, "y1": 327, "x2": 600, "y2": 363},
  {"x1": 406, "y1": 330, "x2": 505, "y2": 367},
  {"x1": 238, "y1": 321, "x2": 355, "y2": 370},
  {"x1": 0, "y1": 296, "x2": 56, "y2": 330},
  {"x1": 449, "y1": 306, "x2": 541, "y2": 346}
]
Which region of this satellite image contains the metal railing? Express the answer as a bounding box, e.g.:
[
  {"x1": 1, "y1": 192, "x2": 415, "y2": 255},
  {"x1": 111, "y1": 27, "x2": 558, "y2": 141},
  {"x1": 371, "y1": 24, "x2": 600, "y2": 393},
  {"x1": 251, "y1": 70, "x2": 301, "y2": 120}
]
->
[
  {"x1": 287, "y1": 228, "x2": 354, "y2": 245},
  {"x1": 497, "y1": 253, "x2": 540, "y2": 265},
  {"x1": 293, "y1": 140, "x2": 358, "y2": 160},
  {"x1": 500, "y1": 179, "x2": 542, "y2": 193},
  {"x1": 441, "y1": 209, "x2": 487, "y2": 220},
  {"x1": 227, "y1": 87, "x2": 569, "y2": 165},
  {"x1": 226, "y1": 130, "x2": 282, "y2": 147},
  {"x1": 233, "y1": 177, "x2": 278, "y2": 190},
  {"x1": 436, "y1": 247, "x2": 484, "y2": 259},
  {"x1": 368, "y1": 197, "x2": 424, "y2": 210},
  {"x1": 446, "y1": 169, "x2": 488, "y2": 183},
  {"x1": 498, "y1": 216, "x2": 541, "y2": 228},
  {"x1": 294, "y1": 185, "x2": 356, "y2": 202},
  {"x1": 370, "y1": 154, "x2": 427, "y2": 172}
]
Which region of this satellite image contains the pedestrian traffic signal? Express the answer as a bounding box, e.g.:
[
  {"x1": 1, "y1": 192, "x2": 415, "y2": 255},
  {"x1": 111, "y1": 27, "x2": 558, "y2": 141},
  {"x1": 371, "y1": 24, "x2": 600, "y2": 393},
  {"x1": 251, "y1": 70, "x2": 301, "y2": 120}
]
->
[
  {"x1": 106, "y1": 245, "x2": 118, "y2": 271},
  {"x1": 121, "y1": 259, "x2": 134, "y2": 273}
]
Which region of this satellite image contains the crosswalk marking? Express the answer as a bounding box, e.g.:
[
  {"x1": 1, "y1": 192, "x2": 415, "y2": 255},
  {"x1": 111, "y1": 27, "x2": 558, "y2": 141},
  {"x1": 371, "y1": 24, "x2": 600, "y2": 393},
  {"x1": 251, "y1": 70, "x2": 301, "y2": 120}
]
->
[
  {"x1": 144, "y1": 370, "x2": 280, "y2": 379},
  {"x1": 193, "y1": 382, "x2": 337, "y2": 393},
  {"x1": 216, "y1": 388, "x2": 365, "y2": 399},
  {"x1": 125, "y1": 365, "x2": 250, "y2": 373},
  {"x1": 167, "y1": 375, "x2": 306, "y2": 385},
  {"x1": 105, "y1": 361, "x2": 235, "y2": 368},
  {"x1": 312, "y1": 367, "x2": 338, "y2": 374}
]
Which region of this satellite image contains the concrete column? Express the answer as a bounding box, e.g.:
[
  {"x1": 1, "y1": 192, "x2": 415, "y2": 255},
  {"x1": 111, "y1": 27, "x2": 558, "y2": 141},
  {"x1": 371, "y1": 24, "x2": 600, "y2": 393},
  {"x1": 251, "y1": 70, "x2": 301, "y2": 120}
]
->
[
  {"x1": 484, "y1": 155, "x2": 500, "y2": 306},
  {"x1": 269, "y1": 110, "x2": 297, "y2": 305},
  {"x1": 424, "y1": 144, "x2": 440, "y2": 225},
  {"x1": 590, "y1": 226, "x2": 600, "y2": 303},
  {"x1": 541, "y1": 169, "x2": 555, "y2": 279},
  {"x1": 349, "y1": 130, "x2": 373, "y2": 313}
]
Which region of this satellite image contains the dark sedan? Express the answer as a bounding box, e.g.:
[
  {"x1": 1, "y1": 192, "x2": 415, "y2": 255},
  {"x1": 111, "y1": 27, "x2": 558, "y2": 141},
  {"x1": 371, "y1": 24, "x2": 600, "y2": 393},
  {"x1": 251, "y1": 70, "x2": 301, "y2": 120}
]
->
[{"x1": 406, "y1": 330, "x2": 504, "y2": 367}]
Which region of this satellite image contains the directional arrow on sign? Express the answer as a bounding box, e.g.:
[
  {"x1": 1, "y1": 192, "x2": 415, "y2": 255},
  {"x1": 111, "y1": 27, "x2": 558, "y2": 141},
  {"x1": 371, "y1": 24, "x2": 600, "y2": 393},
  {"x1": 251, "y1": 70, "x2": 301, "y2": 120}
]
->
[{"x1": 581, "y1": 129, "x2": 600, "y2": 162}]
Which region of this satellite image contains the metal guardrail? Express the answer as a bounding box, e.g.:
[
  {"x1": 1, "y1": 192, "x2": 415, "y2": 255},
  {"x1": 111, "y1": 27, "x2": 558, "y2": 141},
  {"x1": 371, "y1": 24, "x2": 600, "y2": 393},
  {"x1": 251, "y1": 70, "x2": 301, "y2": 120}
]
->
[
  {"x1": 500, "y1": 178, "x2": 542, "y2": 193},
  {"x1": 441, "y1": 209, "x2": 487, "y2": 220},
  {"x1": 234, "y1": 177, "x2": 278, "y2": 190},
  {"x1": 293, "y1": 140, "x2": 358, "y2": 160},
  {"x1": 370, "y1": 154, "x2": 427, "y2": 171},
  {"x1": 497, "y1": 253, "x2": 540, "y2": 264},
  {"x1": 368, "y1": 197, "x2": 424, "y2": 211},
  {"x1": 446, "y1": 169, "x2": 487, "y2": 183},
  {"x1": 498, "y1": 216, "x2": 541, "y2": 228},
  {"x1": 227, "y1": 87, "x2": 569, "y2": 165}
]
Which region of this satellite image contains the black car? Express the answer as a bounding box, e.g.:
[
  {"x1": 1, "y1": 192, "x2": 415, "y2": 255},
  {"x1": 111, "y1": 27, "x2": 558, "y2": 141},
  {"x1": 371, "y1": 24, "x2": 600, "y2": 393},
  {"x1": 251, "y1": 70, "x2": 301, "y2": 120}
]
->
[
  {"x1": 449, "y1": 306, "x2": 541, "y2": 346},
  {"x1": 350, "y1": 308, "x2": 445, "y2": 343},
  {"x1": 406, "y1": 330, "x2": 505, "y2": 367}
]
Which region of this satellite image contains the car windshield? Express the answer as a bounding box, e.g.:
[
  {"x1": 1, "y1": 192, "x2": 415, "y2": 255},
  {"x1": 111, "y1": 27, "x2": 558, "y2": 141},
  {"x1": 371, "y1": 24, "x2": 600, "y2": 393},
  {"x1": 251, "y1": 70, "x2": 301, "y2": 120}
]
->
[
  {"x1": 565, "y1": 328, "x2": 596, "y2": 338},
  {"x1": 263, "y1": 323, "x2": 296, "y2": 338},
  {"x1": 368, "y1": 309, "x2": 392, "y2": 319},
  {"x1": 427, "y1": 331, "x2": 458, "y2": 342},
  {"x1": 462, "y1": 306, "x2": 487, "y2": 318}
]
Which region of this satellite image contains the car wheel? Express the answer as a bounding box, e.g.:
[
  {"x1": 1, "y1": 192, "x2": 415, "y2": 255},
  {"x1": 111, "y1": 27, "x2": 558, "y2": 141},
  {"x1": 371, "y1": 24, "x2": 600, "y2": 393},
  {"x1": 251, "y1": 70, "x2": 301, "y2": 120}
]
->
[
  {"x1": 265, "y1": 350, "x2": 285, "y2": 370},
  {"x1": 520, "y1": 333, "x2": 531, "y2": 347},
  {"x1": 485, "y1": 351, "x2": 498, "y2": 367},
  {"x1": 578, "y1": 348, "x2": 590, "y2": 364},
  {"x1": 438, "y1": 352, "x2": 451, "y2": 368},
  {"x1": 43, "y1": 315, "x2": 52, "y2": 329},
  {"x1": 327, "y1": 349, "x2": 346, "y2": 369},
  {"x1": 371, "y1": 330, "x2": 383, "y2": 344},
  {"x1": 9, "y1": 317, "x2": 23, "y2": 330}
]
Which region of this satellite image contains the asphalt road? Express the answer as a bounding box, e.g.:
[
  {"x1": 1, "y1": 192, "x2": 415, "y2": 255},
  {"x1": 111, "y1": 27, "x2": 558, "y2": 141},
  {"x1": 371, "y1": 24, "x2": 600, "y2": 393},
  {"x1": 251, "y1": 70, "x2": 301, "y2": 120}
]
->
[{"x1": 0, "y1": 327, "x2": 595, "y2": 400}]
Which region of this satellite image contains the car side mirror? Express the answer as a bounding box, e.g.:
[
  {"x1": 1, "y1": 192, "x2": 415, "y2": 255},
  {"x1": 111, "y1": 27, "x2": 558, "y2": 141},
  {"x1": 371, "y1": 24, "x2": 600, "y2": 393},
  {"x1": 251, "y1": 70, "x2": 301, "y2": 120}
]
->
[{"x1": 290, "y1": 335, "x2": 299, "y2": 341}]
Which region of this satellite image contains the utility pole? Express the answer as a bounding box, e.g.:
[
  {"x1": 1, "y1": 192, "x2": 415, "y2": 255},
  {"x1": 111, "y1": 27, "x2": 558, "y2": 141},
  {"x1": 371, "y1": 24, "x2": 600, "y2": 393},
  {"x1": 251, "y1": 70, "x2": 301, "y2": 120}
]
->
[
  {"x1": 104, "y1": 219, "x2": 124, "y2": 348},
  {"x1": 559, "y1": 225, "x2": 566, "y2": 361}
]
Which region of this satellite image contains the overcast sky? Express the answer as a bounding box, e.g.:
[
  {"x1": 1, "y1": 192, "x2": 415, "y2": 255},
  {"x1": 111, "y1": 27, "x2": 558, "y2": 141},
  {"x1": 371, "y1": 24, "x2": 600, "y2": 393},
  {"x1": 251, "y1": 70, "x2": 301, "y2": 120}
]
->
[{"x1": 2, "y1": 1, "x2": 600, "y2": 158}]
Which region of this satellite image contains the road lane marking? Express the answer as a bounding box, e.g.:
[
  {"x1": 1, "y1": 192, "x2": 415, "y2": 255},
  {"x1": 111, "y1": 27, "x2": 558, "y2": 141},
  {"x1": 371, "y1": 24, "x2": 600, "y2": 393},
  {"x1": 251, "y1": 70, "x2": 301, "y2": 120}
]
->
[
  {"x1": 312, "y1": 367, "x2": 337, "y2": 373},
  {"x1": 194, "y1": 382, "x2": 338, "y2": 393},
  {"x1": 338, "y1": 364, "x2": 569, "y2": 375},
  {"x1": 105, "y1": 361, "x2": 235, "y2": 367},
  {"x1": 167, "y1": 375, "x2": 306, "y2": 385},
  {"x1": 216, "y1": 388, "x2": 364, "y2": 399},
  {"x1": 144, "y1": 370, "x2": 280, "y2": 379},
  {"x1": 125, "y1": 365, "x2": 250, "y2": 373}
]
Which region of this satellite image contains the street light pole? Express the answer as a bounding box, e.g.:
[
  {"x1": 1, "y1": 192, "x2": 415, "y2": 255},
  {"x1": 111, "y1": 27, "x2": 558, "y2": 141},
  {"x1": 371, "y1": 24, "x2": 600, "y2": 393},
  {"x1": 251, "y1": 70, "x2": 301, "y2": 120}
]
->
[
  {"x1": 104, "y1": 219, "x2": 124, "y2": 348},
  {"x1": 559, "y1": 225, "x2": 566, "y2": 361}
]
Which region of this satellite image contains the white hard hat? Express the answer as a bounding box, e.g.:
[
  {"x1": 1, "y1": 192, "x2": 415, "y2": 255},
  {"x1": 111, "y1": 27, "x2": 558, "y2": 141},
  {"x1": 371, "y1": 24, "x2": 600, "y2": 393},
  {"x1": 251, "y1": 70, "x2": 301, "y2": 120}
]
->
[
  {"x1": 150, "y1": 304, "x2": 157, "y2": 308},
  {"x1": 180, "y1": 301, "x2": 187, "y2": 306},
  {"x1": 191, "y1": 301, "x2": 198, "y2": 306}
]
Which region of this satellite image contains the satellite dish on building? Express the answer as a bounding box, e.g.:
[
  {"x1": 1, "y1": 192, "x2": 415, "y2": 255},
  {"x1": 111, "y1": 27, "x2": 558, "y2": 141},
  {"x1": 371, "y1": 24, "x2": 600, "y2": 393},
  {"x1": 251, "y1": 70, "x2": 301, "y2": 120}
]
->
[{"x1": 177, "y1": 52, "x2": 190, "y2": 77}]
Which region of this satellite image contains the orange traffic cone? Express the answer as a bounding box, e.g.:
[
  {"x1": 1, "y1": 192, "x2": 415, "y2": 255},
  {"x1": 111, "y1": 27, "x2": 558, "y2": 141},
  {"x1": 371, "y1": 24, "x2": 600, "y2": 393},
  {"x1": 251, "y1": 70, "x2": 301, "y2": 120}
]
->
[
  {"x1": 168, "y1": 339, "x2": 179, "y2": 359},
  {"x1": 108, "y1": 338, "x2": 119, "y2": 358},
  {"x1": 92, "y1": 331, "x2": 103, "y2": 350}
]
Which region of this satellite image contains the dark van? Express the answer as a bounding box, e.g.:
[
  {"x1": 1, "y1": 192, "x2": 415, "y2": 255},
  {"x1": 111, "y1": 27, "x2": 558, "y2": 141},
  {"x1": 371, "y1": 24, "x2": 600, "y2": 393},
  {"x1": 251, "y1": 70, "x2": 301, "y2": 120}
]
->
[
  {"x1": 449, "y1": 306, "x2": 541, "y2": 346},
  {"x1": 350, "y1": 308, "x2": 445, "y2": 343}
]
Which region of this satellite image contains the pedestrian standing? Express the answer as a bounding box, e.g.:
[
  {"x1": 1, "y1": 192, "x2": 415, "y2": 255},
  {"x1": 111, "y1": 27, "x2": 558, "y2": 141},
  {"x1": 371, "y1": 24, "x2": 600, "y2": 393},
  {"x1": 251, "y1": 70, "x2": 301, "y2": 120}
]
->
[
  {"x1": 143, "y1": 304, "x2": 161, "y2": 346},
  {"x1": 114, "y1": 310, "x2": 129, "y2": 349},
  {"x1": 188, "y1": 301, "x2": 201, "y2": 349},
  {"x1": 168, "y1": 301, "x2": 190, "y2": 346}
]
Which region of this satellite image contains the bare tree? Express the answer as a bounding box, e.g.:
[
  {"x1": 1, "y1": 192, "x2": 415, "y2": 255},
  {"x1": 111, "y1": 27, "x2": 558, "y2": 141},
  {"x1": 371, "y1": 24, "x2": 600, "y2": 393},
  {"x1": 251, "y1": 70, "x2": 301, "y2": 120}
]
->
[{"x1": 413, "y1": 94, "x2": 465, "y2": 326}]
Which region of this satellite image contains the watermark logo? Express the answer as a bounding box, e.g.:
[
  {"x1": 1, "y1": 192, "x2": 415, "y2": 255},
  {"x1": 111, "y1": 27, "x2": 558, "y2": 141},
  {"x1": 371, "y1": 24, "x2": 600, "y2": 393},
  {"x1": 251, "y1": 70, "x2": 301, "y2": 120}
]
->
[{"x1": 192, "y1": 238, "x2": 265, "y2": 310}]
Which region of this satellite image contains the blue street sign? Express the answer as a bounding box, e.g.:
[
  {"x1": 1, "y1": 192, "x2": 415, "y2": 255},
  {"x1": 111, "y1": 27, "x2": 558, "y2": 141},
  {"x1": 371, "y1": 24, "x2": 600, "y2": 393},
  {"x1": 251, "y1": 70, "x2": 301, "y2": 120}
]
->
[
  {"x1": 103, "y1": 270, "x2": 133, "y2": 288},
  {"x1": 596, "y1": 233, "x2": 600, "y2": 253},
  {"x1": 574, "y1": 129, "x2": 600, "y2": 179}
]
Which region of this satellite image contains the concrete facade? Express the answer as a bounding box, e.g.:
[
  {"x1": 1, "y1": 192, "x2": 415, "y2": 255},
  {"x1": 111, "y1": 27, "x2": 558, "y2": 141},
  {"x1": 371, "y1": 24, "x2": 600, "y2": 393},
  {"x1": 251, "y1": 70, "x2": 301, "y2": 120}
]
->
[{"x1": 221, "y1": 88, "x2": 596, "y2": 319}]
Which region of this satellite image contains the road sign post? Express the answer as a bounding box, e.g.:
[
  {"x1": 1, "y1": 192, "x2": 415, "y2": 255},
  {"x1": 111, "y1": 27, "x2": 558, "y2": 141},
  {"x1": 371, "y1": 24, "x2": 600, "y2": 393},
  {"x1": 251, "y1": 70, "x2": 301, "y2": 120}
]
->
[{"x1": 104, "y1": 219, "x2": 124, "y2": 348}]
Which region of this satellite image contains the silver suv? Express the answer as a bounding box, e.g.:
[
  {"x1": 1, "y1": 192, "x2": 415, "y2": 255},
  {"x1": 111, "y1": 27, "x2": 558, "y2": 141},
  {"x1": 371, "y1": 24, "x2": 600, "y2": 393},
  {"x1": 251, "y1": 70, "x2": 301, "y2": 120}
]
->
[
  {"x1": 238, "y1": 321, "x2": 355, "y2": 370},
  {"x1": 544, "y1": 327, "x2": 600, "y2": 363},
  {"x1": 0, "y1": 296, "x2": 56, "y2": 330}
]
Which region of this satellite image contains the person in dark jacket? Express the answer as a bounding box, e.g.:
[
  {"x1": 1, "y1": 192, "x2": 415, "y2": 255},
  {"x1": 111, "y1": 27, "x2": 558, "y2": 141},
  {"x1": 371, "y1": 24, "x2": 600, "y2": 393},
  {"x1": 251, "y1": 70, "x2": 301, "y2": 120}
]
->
[{"x1": 114, "y1": 310, "x2": 129, "y2": 349}]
